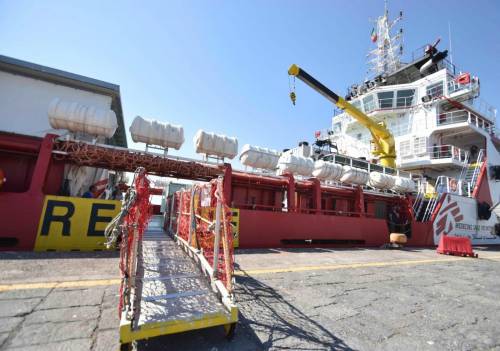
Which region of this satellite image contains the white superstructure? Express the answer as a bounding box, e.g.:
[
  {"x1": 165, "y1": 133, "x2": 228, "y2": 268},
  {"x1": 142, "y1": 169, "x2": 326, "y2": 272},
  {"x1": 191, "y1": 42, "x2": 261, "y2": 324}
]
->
[{"x1": 314, "y1": 7, "x2": 500, "y2": 245}]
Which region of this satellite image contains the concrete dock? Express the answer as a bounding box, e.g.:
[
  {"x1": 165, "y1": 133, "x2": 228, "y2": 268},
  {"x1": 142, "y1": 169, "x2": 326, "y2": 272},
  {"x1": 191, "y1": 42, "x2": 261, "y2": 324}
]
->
[{"x1": 1, "y1": 247, "x2": 500, "y2": 350}]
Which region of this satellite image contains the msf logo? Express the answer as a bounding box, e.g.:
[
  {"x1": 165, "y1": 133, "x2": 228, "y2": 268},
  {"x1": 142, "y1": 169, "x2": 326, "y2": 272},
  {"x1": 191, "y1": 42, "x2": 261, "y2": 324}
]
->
[{"x1": 434, "y1": 194, "x2": 464, "y2": 242}]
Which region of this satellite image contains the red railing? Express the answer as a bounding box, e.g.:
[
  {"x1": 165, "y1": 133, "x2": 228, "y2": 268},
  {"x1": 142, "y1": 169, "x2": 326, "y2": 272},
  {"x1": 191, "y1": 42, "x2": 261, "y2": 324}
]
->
[{"x1": 173, "y1": 178, "x2": 234, "y2": 293}]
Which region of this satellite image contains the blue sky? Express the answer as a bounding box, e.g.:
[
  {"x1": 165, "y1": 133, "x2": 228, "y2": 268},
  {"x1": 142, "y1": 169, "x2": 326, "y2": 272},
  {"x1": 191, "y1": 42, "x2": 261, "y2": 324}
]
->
[{"x1": 1, "y1": 0, "x2": 499, "y2": 166}]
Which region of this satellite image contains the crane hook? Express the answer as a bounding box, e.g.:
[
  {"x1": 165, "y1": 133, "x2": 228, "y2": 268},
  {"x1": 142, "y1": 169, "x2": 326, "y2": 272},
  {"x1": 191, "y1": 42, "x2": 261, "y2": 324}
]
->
[{"x1": 288, "y1": 75, "x2": 296, "y2": 105}]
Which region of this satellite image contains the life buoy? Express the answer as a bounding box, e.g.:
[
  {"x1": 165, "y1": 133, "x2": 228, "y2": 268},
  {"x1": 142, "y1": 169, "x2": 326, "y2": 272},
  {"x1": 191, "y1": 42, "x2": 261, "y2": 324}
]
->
[{"x1": 449, "y1": 178, "x2": 458, "y2": 192}]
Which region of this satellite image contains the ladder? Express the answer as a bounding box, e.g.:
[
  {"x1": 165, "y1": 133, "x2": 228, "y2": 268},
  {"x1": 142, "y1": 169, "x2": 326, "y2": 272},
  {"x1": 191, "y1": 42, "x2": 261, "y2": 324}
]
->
[
  {"x1": 455, "y1": 148, "x2": 485, "y2": 197},
  {"x1": 457, "y1": 151, "x2": 470, "y2": 195},
  {"x1": 463, "y1": 149, "x2": 484, "y2": 196},
  {"x1": 421, "y1": 176, "x2": 447, "y2": 222},
  {"x1": 412, "y1": 179, "x2": 426, "y2": 220}
]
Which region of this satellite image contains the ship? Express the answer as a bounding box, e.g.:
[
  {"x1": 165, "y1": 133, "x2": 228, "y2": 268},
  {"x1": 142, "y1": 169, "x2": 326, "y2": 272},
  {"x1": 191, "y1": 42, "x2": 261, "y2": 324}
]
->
[
  {"x1": 0, "y1": 6, "x2": 498, "y2": 252},
  {"x1": 286, "y1": 6, "x2": 500, "y2": 245}
]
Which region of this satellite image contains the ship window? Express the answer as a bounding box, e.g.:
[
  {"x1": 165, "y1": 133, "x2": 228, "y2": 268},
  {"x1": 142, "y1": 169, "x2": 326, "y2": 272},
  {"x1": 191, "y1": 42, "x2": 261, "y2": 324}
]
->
[
  {"x1": 426, "y1": 81, "x2": 443, "y2": 98},
  {"x1": 413, "y1": 136, "x2": 427, "y2": 155},
  {"x1": 396, "y1": 89, "x2": 415, "y2": 107},
  {"x1": 400, "y1": 140, "x2": 411, "y2": 157},
  {"x1": 352, "y1": 99, "x2": 362, "y2": 111},
  {"x1": 333, "y1": 122, "x2": 341, "y2": 133},
  {"x1": 363, "y1": 94, "x2": 376, "y2": 113},
  {"x1": 377, "y1": 91, "x2": 394, "y2": 108}
]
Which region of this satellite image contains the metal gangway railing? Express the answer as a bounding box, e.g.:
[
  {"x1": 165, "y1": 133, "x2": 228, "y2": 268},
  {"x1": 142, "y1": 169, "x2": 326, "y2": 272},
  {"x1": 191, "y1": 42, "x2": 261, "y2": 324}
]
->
[
  {"x1": 412, "y1": 179, "x2": 427, "y2": 220},
  {"x1": 104, "y1": 170, "x2": 238, "y2": 349},
  {"x1": 420, "y1": 176, "x2": 449, "y2": 222}
]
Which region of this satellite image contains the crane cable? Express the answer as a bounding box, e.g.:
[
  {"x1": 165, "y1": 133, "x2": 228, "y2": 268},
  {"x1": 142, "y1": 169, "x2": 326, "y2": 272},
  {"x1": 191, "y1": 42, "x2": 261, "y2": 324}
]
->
[{"x1": 288, "y1": 75, "x2": 296, "y2": 105}]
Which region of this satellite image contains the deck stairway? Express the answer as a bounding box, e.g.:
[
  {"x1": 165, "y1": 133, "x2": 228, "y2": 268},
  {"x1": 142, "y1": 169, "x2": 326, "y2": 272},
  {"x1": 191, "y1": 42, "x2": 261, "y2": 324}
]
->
[
  {"x1": 414, "y1": 149, "x2": 485, "y2": 222},
  {"x1": 461, "y1": 149, "x2": 484, "y2": 195}
]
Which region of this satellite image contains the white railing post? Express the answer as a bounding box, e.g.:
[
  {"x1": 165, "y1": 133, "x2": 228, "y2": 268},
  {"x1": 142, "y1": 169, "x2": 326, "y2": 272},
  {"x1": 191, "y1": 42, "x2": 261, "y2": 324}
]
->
[{"x1": 212, "y1": 196, "x2": 222, "y2": 277}]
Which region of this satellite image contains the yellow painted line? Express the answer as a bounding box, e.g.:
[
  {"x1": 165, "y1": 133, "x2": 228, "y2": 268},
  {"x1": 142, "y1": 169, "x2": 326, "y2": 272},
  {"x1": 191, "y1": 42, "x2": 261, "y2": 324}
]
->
[
  {"x1": 2, "y1": 256, "x2": 500, "y2": 291},
  {"x1": 0, "y1": 278, "x2": 120, "y2": 292},
  {"x1": 235, "y1": 255, "x2": 500, "y2": 276}
]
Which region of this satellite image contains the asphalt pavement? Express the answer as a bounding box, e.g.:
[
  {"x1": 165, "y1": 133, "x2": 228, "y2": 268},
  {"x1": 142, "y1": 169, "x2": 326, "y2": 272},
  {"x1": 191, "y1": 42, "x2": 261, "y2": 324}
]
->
[{"x1": 1, "y1": 247, "x2": 500, "y2": 350}]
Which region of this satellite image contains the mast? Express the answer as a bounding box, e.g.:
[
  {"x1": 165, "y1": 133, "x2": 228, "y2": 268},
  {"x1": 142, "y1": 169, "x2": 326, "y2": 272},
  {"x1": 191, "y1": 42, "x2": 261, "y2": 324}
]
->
[{"x1": 367, "y1": 3, "x2": 403, "y2": 77}]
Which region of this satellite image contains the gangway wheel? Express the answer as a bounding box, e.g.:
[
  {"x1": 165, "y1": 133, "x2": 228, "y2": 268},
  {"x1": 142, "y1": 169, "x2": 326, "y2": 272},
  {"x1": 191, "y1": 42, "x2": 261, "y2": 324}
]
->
[{"x1": 224, "y1": 322, "x2": 237, "y2": 340}]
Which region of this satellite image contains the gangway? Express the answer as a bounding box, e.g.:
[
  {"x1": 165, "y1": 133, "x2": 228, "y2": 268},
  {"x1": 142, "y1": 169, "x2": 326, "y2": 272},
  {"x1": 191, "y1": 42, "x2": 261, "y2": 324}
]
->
[{"x1": 105, "y1": 169, "x2": 238, "y2": 350}]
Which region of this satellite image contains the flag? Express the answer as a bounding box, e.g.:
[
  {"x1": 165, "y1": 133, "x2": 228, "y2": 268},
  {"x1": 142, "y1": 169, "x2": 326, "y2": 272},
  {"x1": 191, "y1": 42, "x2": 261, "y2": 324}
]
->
[{"x1": 371, "y1": 28, "x2": 377, "y2": 43}]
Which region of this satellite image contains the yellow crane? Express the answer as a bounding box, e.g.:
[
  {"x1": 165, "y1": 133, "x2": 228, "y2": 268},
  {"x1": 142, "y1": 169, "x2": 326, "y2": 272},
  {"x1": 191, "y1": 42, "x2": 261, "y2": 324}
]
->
[{"x1": 288, "y1": 64, "x2": 396, "y2": 168}]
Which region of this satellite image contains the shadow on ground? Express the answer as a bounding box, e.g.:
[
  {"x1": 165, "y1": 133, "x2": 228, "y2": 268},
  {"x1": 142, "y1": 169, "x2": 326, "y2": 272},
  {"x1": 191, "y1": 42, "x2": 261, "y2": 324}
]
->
[
  {"x1": 138, "y1": 269, "x2": 353, "y2": 351},
  {"x1": 234, "y1": 269, "x2": 354, "y2": 351}
]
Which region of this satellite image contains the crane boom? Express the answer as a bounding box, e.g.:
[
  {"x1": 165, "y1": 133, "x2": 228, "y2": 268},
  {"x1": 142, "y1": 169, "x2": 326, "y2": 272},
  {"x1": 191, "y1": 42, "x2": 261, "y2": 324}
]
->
[{"x1": 288, "y1": 64, "x2": 396, "y2": 168}]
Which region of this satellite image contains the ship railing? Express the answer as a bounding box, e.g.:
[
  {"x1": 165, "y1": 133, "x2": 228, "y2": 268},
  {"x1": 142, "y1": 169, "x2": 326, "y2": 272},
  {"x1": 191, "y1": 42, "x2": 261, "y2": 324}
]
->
[
  {"x1": 428, "y1": 144, "x2": 468, "y2": 163},
  {"x1": 233, "y1": 202, "x2": 377, "y2": 217},
  {"x1": 328, "y1": 152, "x2": 412, "y2": 179},
  {"x1": 315, "y1": 128, "x2": 334, "y2": 141},
  {"x1": 436, "y1": 175, "x2": 466, "y2": 196},
  {"x1": 440, "y1": 59, "x2": 457, "y2": 76},
  {"x1": 437, "y1": 109, "x2": 496, "y2": 134},
  {"x1": 420, "y1": 174, "x2": 470, "y2": 221},
  {"x1": 399, "y1": 144, "x2": 468, "y2": 167},
  {"x1": 410, "y1": 47, "x2": 456, "y2": 72},
  {"x1": 463, "y1": 98, "x2": 497, "y2": 122},
  {"x1": 447, "y1": 79, "x2": 478, "y2": 96}
]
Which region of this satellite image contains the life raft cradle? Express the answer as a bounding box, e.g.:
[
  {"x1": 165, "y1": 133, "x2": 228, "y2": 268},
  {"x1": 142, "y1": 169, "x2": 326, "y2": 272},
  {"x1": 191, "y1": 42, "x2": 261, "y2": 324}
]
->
[{"x1": 119, "y1": 216, "x2": 238, "y2": 349}]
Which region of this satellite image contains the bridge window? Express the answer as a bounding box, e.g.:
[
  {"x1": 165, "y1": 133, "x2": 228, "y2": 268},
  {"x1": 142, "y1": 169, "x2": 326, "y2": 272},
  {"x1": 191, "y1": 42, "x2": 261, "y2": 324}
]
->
[
  {"x1": 352, "y1": 99, "x2": 362, "y2": 111},
  {"x1": 399, "y1": 140, "x2": 411, "y2": 157},
  {"x1": 413, "y1": 136, "x2": 427, "y2": 155},
  {"x1": 377, "y1": 91, "x2": 394, "y2": 108},
  {"x1": 363, "y1": 95, "x2": 376, "y2": 113},
  {"x1": 426, "y1": 81, "x2": 443, "y2": 98},
  {"x1": 332, "y1": 122, "x2": 341, "y2": 133},
  {"x1": 396, "y1": 89, "x2": 415, "y2": 107}
]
